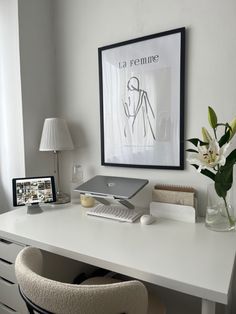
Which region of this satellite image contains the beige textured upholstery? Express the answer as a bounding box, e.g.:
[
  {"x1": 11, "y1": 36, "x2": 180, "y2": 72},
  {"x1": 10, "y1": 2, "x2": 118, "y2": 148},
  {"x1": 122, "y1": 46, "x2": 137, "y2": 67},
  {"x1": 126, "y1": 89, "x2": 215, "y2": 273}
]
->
[{"x1": 15, "y1": 247, "x2": 165, "y2": 314}]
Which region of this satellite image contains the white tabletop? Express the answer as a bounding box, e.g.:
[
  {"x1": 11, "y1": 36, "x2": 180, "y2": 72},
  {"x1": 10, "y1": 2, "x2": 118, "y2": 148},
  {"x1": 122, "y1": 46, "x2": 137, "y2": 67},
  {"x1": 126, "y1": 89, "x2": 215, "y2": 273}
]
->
[{"x1": 0, "y1": 204, "x2": 235, "y2": 305}]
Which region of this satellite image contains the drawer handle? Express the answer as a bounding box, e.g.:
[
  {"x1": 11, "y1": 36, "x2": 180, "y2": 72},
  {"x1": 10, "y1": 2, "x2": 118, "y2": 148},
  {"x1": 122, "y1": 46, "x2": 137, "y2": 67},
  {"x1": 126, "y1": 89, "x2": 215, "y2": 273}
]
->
[
  {"x1": 0, "y1": 258, "x2": 12, "y2": 265},
  {"x1": 0, "y1": 239, "x2": 12, "y2": 245},
  {"x1": 0, "y1": 302, "x2": 17, "y2": 312},
  {"x1": 0, "y1": 276, "x2": 14, "y2": 285}
]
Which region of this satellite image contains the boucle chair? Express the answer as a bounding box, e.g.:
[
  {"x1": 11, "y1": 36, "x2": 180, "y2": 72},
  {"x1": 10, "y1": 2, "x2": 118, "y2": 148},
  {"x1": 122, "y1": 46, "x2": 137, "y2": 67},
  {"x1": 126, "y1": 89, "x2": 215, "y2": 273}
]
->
[{"x1": 15, "y1": 246, "x2": 166, "y2": 314}]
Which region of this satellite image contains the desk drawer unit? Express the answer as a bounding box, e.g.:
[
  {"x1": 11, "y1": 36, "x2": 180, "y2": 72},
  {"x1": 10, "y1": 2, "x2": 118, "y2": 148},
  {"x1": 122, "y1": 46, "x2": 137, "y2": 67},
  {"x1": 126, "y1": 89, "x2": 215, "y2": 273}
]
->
[
  {"x1": 0, "y1": 238, "x2": 27, "y2": 313},
  {"x1": 0, "y1": 259, "x2": 17, "y2": 283},
  {"x1": 0, "y1": 302, "x2": 19, "y2": 314}
]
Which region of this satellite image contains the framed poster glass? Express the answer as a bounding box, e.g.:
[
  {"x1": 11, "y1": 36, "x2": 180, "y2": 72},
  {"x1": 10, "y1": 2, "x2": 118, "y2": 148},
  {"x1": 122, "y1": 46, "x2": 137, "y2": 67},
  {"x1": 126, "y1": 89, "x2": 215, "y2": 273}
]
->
[{"x1": 98, "y1": 27, "x2": 185, "y2": 169}]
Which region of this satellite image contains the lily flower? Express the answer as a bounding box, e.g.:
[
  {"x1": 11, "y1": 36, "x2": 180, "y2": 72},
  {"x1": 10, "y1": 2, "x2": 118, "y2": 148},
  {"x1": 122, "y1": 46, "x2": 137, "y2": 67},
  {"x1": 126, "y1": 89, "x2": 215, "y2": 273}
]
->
[{"x1": 187, "y1": 139, "x2": 229, "y2": 172}]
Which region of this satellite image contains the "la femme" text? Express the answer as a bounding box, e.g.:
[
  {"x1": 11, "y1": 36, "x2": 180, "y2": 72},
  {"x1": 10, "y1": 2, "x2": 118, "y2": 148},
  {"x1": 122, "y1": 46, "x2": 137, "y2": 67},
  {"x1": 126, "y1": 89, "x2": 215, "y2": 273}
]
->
[{"x1": 119, "y1": 54, "x2": 159, "y2": 69}]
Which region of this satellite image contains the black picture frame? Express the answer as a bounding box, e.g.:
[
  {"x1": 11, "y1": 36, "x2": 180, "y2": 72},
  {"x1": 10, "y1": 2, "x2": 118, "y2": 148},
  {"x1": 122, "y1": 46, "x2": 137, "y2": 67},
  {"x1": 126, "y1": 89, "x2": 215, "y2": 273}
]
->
[{"x1": 98, "y1": 27, "x2": 185, "y2": 169}]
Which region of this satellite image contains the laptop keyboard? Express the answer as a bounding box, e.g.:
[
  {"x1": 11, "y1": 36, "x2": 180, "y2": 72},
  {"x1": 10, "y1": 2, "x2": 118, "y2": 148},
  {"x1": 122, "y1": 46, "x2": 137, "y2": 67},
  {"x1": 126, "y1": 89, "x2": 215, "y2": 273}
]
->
[{"x1": 86, "y1": 204, "x2": 142, "y2": 223}]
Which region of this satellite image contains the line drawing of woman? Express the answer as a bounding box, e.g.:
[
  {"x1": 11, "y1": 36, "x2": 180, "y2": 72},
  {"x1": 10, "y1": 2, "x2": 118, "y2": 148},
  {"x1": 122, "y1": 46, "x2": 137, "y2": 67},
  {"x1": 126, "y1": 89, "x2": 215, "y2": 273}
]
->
[{"x1": 123, "y1": 76, "x2": 156, "y2": 140}]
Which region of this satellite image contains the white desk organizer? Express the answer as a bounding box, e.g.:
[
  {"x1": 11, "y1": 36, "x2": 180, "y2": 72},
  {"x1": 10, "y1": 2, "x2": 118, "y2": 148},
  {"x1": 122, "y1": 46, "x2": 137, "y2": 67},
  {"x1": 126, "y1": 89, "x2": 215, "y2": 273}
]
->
[{"x1": 150, "y1": 201, "x2": 196, "y2": 223}]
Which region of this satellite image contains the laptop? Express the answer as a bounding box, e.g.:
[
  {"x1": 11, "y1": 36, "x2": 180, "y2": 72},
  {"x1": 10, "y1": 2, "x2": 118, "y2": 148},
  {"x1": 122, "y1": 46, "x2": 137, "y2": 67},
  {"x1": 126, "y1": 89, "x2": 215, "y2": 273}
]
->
[{"x1": 75, "y1": 175, "x2": 148, "y2": 200}]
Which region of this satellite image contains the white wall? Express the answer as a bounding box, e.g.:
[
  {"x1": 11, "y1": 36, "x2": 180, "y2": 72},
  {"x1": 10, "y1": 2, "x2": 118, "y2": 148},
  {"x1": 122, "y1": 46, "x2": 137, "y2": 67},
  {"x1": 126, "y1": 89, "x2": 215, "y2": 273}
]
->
[
  {"x1": 53, "y1": 0, "x2": 236, "y2": 215},
  {"x1": 18, "y1": 0, "x2": 56, "y2": 177}
]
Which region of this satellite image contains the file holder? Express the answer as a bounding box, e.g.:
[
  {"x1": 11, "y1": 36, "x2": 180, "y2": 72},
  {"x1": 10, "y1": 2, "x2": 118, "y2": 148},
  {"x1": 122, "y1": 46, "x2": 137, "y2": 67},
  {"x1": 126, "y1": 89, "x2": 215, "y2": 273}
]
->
[{"x1": 150, "y1": 202, "x2": 196, "y2": 223}]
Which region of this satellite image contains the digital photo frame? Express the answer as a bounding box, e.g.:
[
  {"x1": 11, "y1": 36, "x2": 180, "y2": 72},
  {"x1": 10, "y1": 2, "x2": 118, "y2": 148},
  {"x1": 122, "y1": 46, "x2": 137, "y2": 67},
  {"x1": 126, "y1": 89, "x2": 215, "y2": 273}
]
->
[{"x1": 12, "y1": 176, "x2": 56, "y2": 214}]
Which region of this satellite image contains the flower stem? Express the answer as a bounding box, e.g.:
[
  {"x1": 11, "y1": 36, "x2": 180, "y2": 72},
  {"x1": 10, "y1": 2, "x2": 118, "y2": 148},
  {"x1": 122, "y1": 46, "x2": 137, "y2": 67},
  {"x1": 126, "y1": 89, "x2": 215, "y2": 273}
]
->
[{"x1": 223, "y1": 197, "x2": 235, "y2": 227}]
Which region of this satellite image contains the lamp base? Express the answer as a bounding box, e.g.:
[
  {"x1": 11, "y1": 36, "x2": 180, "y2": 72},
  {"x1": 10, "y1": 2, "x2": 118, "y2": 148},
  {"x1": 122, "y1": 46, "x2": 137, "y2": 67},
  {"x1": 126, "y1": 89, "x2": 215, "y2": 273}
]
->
[{"x1": 55, "y1": 191, "x2": 70, "y2": 204}]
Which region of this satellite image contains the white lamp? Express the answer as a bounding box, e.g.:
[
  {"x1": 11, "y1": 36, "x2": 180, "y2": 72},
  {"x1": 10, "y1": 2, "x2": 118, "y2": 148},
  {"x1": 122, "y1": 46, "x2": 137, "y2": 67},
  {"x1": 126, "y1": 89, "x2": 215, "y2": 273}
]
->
[{"x1": 39, "y1": 118, "x2": 74, "y2": 204}]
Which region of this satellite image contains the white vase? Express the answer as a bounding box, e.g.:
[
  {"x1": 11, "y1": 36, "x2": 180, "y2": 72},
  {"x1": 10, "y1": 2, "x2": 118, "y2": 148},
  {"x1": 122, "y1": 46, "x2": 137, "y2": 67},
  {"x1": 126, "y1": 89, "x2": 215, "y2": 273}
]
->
[{"x1": 205, "y1": 183, "x2": 235, "y2": 232}]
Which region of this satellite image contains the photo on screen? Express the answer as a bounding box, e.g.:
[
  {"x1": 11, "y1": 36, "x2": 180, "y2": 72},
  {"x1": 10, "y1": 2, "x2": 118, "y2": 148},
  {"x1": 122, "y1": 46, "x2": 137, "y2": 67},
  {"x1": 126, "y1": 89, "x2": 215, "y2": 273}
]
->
[{"x1": 12, "y1": 176, "x2": 56, "y2": 206}]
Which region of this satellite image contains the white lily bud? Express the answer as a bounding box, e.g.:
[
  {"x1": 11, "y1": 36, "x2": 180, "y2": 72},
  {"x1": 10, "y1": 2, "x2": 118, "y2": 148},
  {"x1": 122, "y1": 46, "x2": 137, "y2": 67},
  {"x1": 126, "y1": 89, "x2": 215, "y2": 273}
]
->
[
  {"x1": 201, "y1": 127, "x2": 212, "y2": 143},
  {"x1": 208, "y1": 106, "x2": 218, "y2": 129},
  {"x1": 229, "y1": 117, "x2": 236, "y2": 141}
]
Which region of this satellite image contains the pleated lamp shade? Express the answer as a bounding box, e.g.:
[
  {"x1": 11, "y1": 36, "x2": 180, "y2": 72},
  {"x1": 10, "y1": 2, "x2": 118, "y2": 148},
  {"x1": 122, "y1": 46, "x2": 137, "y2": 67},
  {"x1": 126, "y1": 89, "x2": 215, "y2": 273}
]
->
[{"x1": 39, "y1": 118, "x2": 74, "y2": 151}]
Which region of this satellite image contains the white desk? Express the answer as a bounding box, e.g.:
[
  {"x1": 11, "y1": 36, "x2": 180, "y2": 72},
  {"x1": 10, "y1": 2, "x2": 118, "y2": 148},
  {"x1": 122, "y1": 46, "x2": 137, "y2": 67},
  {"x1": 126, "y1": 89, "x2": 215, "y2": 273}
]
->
[{"x1": 0, "y1": 204, "x2": 235, "y2": 314}]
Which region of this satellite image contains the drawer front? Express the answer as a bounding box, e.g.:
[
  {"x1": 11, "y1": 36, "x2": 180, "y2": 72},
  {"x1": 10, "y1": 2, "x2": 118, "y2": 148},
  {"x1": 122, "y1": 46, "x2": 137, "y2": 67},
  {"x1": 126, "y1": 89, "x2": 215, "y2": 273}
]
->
[
  {"x1": 0, "y1": 278, "x2": 27, "y2": 313},
  {"x1": 0, "y1": 259, "x2": 17, "y2": 283},
  {"x1": 0, "y1": 239, "x2": 24, "y2": 263},
  {"x1": 0, "y1": 302, "x2": 19, "y2": 314}
]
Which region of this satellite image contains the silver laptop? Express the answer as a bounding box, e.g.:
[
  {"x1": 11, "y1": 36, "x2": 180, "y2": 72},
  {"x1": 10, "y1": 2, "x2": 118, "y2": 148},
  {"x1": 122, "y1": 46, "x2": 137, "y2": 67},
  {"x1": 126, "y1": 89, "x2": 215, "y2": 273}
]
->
[{"x1": 75, "y1": 175, "x2": 148, "y2": 199}]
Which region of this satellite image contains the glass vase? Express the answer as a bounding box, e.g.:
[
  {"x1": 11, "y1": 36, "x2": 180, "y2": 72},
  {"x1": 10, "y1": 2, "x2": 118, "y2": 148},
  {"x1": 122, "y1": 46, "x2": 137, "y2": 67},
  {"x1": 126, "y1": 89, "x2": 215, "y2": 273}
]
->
[
  {"x1": 205, "y1": 183, "x2": 235, "y2": 232},
  {"x1": 70, "y1": 164, "x2": 83, "y2": 204}
]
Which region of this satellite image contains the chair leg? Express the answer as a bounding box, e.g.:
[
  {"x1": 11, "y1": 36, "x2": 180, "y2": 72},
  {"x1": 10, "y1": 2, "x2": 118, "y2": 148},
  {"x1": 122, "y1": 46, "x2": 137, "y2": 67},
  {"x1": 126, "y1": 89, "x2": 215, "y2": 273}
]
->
[{"x1": 26, "y1": 302, "x2": 35, "y2": 314}]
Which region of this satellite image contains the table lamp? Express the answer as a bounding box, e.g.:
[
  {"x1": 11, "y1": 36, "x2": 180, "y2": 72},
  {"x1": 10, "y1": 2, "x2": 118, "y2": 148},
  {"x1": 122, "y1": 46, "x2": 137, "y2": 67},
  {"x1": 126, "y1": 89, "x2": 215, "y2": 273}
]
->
[{"x1": 39, "y1": 118, "x2": 74, "y2": 204}]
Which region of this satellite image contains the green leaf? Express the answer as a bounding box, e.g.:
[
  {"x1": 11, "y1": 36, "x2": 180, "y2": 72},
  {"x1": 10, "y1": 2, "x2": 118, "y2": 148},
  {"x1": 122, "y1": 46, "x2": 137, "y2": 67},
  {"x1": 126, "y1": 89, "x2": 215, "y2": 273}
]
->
[
  {"x1": 187, "y1": 138, "x2": 199, "y2": 147},
  {"x1": 186, "y1": 149, "x2": 198, "y2": 153},
  {"x1": 218, "y1": 130, "x2": 231, "y2": 147},
  {"x1": 214, "y1": 149, "x2": 236, "y2": 198},
  {"x1": 192, "y1": 164, "x2": 216, "y2": 181},
  {"x1": 208, "y1": 106, "x2": 218, "y2": 129},
  {"x1": 187, "y1": 138, "x2": 208, "y2": 147},
  {"x1": 215, "y1": 168, "x2": 233, "y2": 198},
  {"x1": 226, "y1": 148, "x2": 236, "y2": 164},
  {"x1": 200, "y1": 169, "x2": 216, "y2": 181}
]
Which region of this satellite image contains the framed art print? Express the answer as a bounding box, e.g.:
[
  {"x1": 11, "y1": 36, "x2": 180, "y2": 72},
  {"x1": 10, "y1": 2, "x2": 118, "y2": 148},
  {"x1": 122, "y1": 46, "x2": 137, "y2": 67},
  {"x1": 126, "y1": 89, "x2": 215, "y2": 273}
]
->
[{"x1": 98, "y1": 27, "x2": 185, "y2": 169}]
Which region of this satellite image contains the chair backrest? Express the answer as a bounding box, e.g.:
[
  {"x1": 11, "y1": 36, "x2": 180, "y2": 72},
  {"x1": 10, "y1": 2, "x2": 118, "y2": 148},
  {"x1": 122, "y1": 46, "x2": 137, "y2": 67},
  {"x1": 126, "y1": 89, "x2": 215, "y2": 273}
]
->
[{"x1": 15, "y1": 247, "x2": 148, "y2": 314}]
